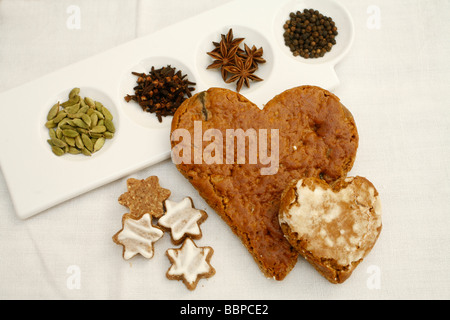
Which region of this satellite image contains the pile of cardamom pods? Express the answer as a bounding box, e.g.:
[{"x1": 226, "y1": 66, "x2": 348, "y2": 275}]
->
[{"x1": 45, "y1": 88, "x2": 116, "y2": 157}]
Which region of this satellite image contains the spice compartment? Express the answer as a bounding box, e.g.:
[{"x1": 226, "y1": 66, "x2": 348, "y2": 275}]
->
[
  {"x1": 273, "y1": 0, "x2": 354, "y2": 65},
  {"x1": 40, "y1": 86, "x2": 119, "y2": 160},
  {"x1": 119, "y1": 56, "x2": 197, "y2": 129},
  {"x1": 0, "y1": 0, "x2": 353, "y2": 219},
  {"x1": 196, "y1": 25, "x2": 275, "y2": 95}
]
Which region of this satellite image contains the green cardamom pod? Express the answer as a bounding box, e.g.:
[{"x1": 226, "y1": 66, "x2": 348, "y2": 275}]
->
[
  {"x1": 76, "y1": 128, "x2": 89, "y2": 134},
  {"x1": 89, "y1": 132, "x2": 104, "y2": 139},
  {"x1": 80, "y1": 99, "x2": 88, "y2": 109},
  {"x1": 65, "y1": 103, "x2": 81, "y2": 115},
  {"x1": 81, "y1": 114, "x2": 91, "y2": 127},
  {"x1": 56, "y1": 128, "x2": 63, "y2": 140},
  {"x1": 62, "y1": 129, "x2": 79, "y2": 138},
  {"x1": 48, "y1": 129, "x2": 57, "y2": 140},
  {"x1": 52, "y1": 112, "x2": 67, "y2": 124},
  {"x1": 81, "y1": 148, "x2": 92, "y2": 157},
  {"x1": 69, "y1": 88, "x2": 80, "y2": 99},
  {"x1": 84, "y1": 97, "x2": 95, "y2": 108},
  {"x1": 90, "y1": 125, "x2": 106, "y2": 133},
  {"x1": 50, "y1": 138, "x2": 68, "y2": 148},
  {"x1": 67, "y1": 112, "x2": 84, "y2": 119},
  {"x1": 47, "y1": 102, "x2": 60, "y2": 121},
  {"x1": 64, "y1": 137, "x2": 76, "y2": 147},
  {"x1": 104, "y1": 132, "x2": 114, "y2": 139},
  {"x1": 73, "y1": 118, "x2": 89, "y2": 129},
  {"x1": 68, "y1": 147, "x2": 82, "y2": 155},
  {"x1": 94, "y1": 101, "x2": 104, "y2": 112},
  {"x1": 78, "y1": 105, "x2": 89, "y2": 114},
  {"x1": 104, "y1": 119, "x2": 115, "y2": 133},
  {"x1": 61, "y1": 95, "x2": 80, "y2": 108},
  {"x1": 90, "y1": 113, "x2": 98, "y2": 128},
  {"x1": 93, "y1": 110, "x2": 104, "y2": 120},
  {"x1": 101, "y1": 106, "x2": 113, "y2": 121},
  {"x1": 57, "y1": 118, "x2": 70, "y2": 128},
  {"x1": 81, "y1": 133, "x2": 93, "y2": 152},
  {"x1": 93, "y1": 137, "x2": 105, "y2": 153},
  {"x1": 75, "y1": 135, "x2": 84, "y2": 149},
  {"x1": 45, "y1": 120, "x2": 57, "y2": 129},
  {"x1": 60, "y1": 124, "x2": 76, "y2": 131},
  {"x1": 51, "y1": 146, "x2": 65, "y2": 157}
]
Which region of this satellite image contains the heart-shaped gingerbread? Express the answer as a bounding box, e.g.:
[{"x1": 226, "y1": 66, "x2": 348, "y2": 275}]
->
[
  {"x1": 170, "y1": 86, "x2": 358, "y2": 280},
  {"x1": 279, "y1": 176, "x2": 382, "y2": 283}
]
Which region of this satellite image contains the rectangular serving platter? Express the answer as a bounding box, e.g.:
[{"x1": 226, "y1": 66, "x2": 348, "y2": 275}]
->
[{"x1": 0, "y1": 0, "x2": 353, "y2": 219}]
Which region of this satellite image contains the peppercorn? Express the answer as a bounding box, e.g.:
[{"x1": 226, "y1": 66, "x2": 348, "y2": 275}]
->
[{"x1": 283, "y1": 8, "x2": 338, "y2": 59}]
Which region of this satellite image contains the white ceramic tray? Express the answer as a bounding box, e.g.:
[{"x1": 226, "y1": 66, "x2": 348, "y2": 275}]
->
[{"x1": 0, "y1": 0, "x2": 354, "y2": 219}]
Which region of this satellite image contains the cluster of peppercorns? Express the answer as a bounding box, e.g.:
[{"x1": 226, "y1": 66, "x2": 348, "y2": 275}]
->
[{"x1": 283, "y1": 9, "x2": 338, "y2": 59}]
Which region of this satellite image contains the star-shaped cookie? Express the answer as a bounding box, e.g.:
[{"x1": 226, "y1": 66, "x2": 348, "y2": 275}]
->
[
  {"x1": 118, "y1": 176, "x2": 171, "y2": 218},
  {"x1": 113, "y1": 213, "x2": 164, "y2": 260},
  {"x1": 158, "y1": 197, "x2": 208, "y2": 245},
  {"x1": 166, "y1": 238, "x2": 215, "y2": 290}
]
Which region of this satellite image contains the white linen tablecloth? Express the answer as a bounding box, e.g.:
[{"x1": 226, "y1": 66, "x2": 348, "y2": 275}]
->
[{"x1": 1, "y1": 0, "x2": 449, "y2": 300}]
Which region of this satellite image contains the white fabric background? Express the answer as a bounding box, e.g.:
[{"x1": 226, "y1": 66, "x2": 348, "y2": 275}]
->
[{"x1": 1, "y1": 0, "x2": 449, "y2": 300}]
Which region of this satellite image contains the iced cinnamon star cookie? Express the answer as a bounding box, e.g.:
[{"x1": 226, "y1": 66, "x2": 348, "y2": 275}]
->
[
  {"x1": 113, "y1": 213, "x2": 164, "y2": 260},
  {"x1": 158, "y1": 197, "x2": 208, "y2": 245},
  {"x1": 166, "y1": 238, "x2": 215, "y2": 290}
]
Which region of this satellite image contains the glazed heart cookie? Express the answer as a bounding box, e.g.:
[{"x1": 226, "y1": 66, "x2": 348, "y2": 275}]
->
[
  {"x1": 170, "y1": 86, "x2": 359, "y2": 280},
  {"x1": 279, "y1": 176, "x2": 382, "y2": 284}
]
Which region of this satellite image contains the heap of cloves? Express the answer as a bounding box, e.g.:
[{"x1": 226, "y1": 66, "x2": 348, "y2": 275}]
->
[{"x1": 124, "y1": 65, "x2": 196, "y2": 122}]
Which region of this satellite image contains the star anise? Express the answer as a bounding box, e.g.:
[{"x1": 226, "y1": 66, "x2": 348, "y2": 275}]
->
[
  {"x1": 206, "y1": 28, "x2": 265, "y2": 92},
  {"x1": 211, "y1": 29, "x2": 244, "y2": 54},
  {"x1": 224, "y1": 56, "x2": 263, "y2": 92},
  {"x1": 238, "y1": 43, "x2": 266, "y2": 69},
  {"x1": 207, "y1": 40, "x2": 241, "y2": 81},
  {"x1": 207, "y1": 29, "x2": 244, "y2": 81}
]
